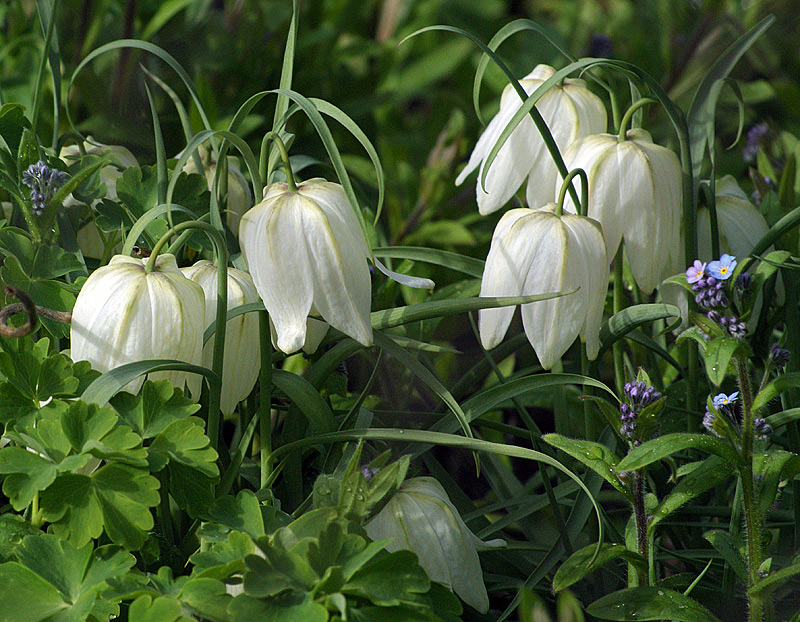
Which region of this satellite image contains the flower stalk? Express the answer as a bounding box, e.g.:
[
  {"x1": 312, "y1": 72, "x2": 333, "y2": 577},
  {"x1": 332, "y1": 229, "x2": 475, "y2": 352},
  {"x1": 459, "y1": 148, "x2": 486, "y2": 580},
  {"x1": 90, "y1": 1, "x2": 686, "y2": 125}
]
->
[
  {"x1": 258, "y1": 310, "x2": 274, "y2": 489},
  {"x1": 735, "y1": 356, "x2": 767, "y2": 622},
  {"x1": 632, "y1": 470, "x2": 649, "y2": 586},
  {"x1": 616, "y1": 97, "x2": 656, "y2": 142},
  {"x1": 555, "y1": 168, "x2": 588, "y2": 218}
]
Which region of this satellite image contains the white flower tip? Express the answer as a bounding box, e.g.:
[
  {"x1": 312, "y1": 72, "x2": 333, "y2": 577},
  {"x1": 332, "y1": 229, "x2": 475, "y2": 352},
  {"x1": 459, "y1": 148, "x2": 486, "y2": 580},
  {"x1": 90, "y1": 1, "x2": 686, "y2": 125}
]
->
[{"x1": 275, "y1": 324, "x2": 307, "y2": 355}]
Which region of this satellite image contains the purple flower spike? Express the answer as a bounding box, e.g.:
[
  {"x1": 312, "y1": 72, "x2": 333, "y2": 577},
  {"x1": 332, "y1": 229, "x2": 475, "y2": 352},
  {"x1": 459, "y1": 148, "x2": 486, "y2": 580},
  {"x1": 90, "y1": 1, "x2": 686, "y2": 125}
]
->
[
  {"x1": 686, "y1": 260, "x2": 706, "y2": 284},
  {"x1": 707, "y1": 254, "x2": 737, "y2": 281}
]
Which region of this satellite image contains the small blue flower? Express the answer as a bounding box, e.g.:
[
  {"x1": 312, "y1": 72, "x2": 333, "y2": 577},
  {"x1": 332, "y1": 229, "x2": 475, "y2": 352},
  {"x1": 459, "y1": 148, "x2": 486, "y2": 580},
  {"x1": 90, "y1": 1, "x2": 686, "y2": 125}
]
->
[
  {"x1": 686, "y1": 260, "x2": 706, "y2": 284},
  {"x1": 712, "y1": 392, "x2": 739, "y2": 408},
  {"x1": 707, "y1": 254, "x2": 737, "y2": 281}
]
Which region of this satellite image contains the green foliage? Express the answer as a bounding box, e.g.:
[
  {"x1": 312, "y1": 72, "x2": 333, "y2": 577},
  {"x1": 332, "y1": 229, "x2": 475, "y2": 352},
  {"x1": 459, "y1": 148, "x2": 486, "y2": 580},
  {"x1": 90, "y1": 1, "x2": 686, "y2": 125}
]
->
[{"x1": 0, "y1": 533, "x2": 133, "y2": 622}]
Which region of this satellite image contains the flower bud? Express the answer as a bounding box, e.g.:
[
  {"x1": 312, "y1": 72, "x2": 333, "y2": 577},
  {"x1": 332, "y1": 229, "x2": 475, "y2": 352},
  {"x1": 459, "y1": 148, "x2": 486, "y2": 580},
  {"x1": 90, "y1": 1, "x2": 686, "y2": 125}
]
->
[{"x1": 70, "y1": 253, "x2": 204, "y2": 397}]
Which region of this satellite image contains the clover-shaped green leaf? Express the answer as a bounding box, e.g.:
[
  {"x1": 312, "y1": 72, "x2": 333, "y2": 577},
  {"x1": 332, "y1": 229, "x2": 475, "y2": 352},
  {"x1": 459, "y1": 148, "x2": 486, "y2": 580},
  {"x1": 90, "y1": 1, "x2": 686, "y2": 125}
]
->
[
  {"x1": 0, "y1": 338, "x2": 98, "y2": 430},
  {"x1": 0, "y1": 533, "x2": 134, "y2": 622},
  {"x1": 39, "y1": 463, "x2": 160, "y2": 549},
  {"x1": 149, "y1": 418, "x2": 218, "y2": 477},
  {"x1": 128, "y1": 594, "x2": 197, "y2": 622},
  {"x1": 110, "y1": 379, "x2": 200, "y2": 439},
  {"x1": 61, "y1": 401, "x2": 147, "y2": 466}
]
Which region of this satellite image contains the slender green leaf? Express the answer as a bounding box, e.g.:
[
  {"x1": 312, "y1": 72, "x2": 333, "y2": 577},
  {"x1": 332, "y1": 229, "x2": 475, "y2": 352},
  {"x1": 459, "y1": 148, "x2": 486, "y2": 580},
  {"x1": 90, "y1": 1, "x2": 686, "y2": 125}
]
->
[
  {"x1": 310, "y1": 98, "x2": 385, "y2": 222},
  {"x1": 373, "y1": 330, "x2": 472, "y2": 439},
  {"x1": 373, "y1": 246, "x2": 484, "y2": 278},
  {"x1": 599, "y1": 304, "x2": 681, "y2": 348},
  {"x1": 704, "y1": 530, "x2": 747, "y2": 583},
  {"x1": 544, "y1": 434, "x2": 629, "y2": 499},
  {"x1": 616, "y1": 433, "x2": 741, "y2": 471},
  {"x1": 553, "y1": 543, "x2": 645, "y2": 592},
  {"x1": 649, "y1": 456, "x2": 735, "y2": 531},
  {"x1": 753, "y1": 372, "x2": 800, "y2": 412},
  {"x1": 371, "y1": 291, "x2": 574, "y2": 331},
  {"x1": 68, "y1": 39, "x2": 213, "y2": 138},
  {"x1": 81, "y1": 360, "x2": 220, "y2": 407},
  {"x1": 587, "y1": 587, "x2": 722, "y2": 621},
  {"x1": 687, "y1": 16, "x2": 775, "y2": 192},
  {"x1": 272, "y1": 369, "x2": 335, "y2": 435},
  {"x1": 749, "y1": 558, "x2": 800, "y2": 598}
]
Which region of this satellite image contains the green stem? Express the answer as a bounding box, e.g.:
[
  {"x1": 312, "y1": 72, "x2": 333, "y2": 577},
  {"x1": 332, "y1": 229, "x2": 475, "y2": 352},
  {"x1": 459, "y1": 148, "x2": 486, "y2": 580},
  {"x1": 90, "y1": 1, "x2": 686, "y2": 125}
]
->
[
  {"x1": 555, "y1": 168, "x2": 588, "y2": 218},
  {"x1": 736, "y1": 356, "x2": 766, "y2": 622},
  {"x1": 632, "y1": 470, "x2": 650, "y2": 586},
  {"x1": 31, "y1": 491, "x2": 42, "y2": 528},
  {"x1": 613, "y1": 245, "x2": 626, "y2": 397},
  {"x1": 469, "y1": 314, "x2": 573, "y2": 555},
  {"x1": 260, "y1": 132, "x2": 297, "y2": 192},
  {"x1": 617, "y1": 98, "x2": 656, "y2": 142},
  {"x1": 258, "y1": 310, "x2": 274, "y2": 489},
  {"x1": 156, "y1": 470, "x2": 175, "y2": 546}
]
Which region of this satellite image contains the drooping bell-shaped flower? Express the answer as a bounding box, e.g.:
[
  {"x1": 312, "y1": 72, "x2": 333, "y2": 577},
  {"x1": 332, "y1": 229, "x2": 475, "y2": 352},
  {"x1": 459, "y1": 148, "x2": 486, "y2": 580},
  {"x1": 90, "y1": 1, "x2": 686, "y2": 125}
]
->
[
  {"x1": 60, "y1": 138, "x2": 139, "y2": 258},
  {"x1": 456, "y1": 64, "x2": 607, "y2": 215},
  {"x1": 70, "y1": 253, "x2": 205, "y2": 397},
  {"x1": 181, "y1": 260, "x2": 260, "y2": 416},
  {"x1": 697, "y1": 175, "x2": 769, "y2": 261},
  {"x1": 239, "y1": 178, "x2": 372, "y2": 354},
  {"x1": 479, "y1": 205, "x2": 608, "y2": 368},
  {"x1": 561, "y1": 128, "x2": 682, "y2": 293},
  {"x1": 180, "y1": 144, "x2": 253, "y2": 235},
  {"x1": 364, "y1": 476, "x2": 504, "y2": 613}
]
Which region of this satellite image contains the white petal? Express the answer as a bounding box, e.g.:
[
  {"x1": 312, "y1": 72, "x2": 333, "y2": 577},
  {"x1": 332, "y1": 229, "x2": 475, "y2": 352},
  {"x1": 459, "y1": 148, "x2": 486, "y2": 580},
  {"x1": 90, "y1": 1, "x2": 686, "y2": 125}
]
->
[
  {"x1": 240, "y1": 180, "x2": 373, "y2": 353},
  {"x1": 181, "y1": 260, "x2": 261, "y2": 416},
  {"x1": 457, "y1": 97, "x2": 536, "y2": 215},
  {"x1": 478, "y1": 209, "x2": 533, "y2": 349},
  {"x1": 240, "y1": 190, "x2": 315, "y2": 354},
  {"x1": 298, "y1": 182, "x2": 373, "y2": 347},
  {"x1": 70, "y1": 254, "x2": 204, "y2": 396},
  {"x1": 518, "y1": 215, "x2": 583, "y2": 369}
]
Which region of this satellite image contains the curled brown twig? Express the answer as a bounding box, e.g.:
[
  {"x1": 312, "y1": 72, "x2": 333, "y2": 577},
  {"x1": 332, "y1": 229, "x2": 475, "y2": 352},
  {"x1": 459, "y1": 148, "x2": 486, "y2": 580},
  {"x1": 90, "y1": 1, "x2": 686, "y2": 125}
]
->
[{"x1": 0, "y1": 287, "x2": 72, "y2": 338}]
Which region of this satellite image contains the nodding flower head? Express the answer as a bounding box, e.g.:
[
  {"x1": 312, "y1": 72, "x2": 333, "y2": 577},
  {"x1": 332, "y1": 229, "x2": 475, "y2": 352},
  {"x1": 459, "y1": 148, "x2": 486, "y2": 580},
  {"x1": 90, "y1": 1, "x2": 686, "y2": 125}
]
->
[
  {"x1": 22, "y1": 161, "x2": 69, "y2": 216},
  {"x1": 718, "y1": 315, "x2": 748, "y2": 339},
  {"x1": 624, "y1": 381, "x2": 661, "y2": 410}
]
